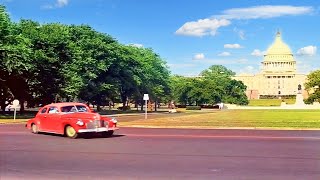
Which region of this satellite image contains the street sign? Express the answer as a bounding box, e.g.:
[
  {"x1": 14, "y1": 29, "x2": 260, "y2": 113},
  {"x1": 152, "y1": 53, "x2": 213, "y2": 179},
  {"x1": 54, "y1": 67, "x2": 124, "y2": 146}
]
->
[
  {"x1": 143, "y1": 94, "x2": 149, "y2": 119},
  {"x1": 12, "y1": 99, "x2": 19, "y2": 107},
  {"x1": 12, "y1": 99, "x2": 19, "y2": 121},
  {"x1": 143, "y1": 94, "x2": 149, "y2": 100}
]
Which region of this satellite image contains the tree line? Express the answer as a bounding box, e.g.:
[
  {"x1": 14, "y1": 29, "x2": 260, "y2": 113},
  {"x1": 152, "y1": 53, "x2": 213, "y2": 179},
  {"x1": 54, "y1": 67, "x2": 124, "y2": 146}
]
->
[
  {"x1": 0, "y1": 5, "x2": 249, "y2": 112},
  {"x1": 170, "y1": 65, "x2": 248, "y2": 106}
]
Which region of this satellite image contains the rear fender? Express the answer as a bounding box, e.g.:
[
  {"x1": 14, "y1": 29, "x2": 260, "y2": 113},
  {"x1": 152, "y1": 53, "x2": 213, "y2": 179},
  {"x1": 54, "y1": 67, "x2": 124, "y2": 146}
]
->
[{"x1": 26, "y1": 118, "x2": 41, "y2": 129}]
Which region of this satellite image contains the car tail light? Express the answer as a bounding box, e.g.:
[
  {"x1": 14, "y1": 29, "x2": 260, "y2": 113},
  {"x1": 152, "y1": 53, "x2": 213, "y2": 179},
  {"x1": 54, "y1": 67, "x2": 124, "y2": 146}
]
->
[{"x1": 111, "y1": 118, "x2": 117, "y2": 123}]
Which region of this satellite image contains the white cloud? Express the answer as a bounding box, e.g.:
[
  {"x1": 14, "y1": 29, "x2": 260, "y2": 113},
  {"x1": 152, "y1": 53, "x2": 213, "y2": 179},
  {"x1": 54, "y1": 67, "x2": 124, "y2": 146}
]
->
[
  {"x1": 251, "y1": 49, "x2": 266, "y2": 56},
  {"x1": 175, "y1": 5, "x2": 313, "y2": 37},
  {"x1": 245, "y1": 66, "x2": 254, "y2": 71},
  {"x1": 224, "y1": 44, "x2": 242, "y2": 49},
  {"x1": 218, "y1": 52, "x2": 231, "y2": 56},
  {"x1": 219, "y1": 5, "x2": 314, "y2": 19},
  {"x1": 233, "y1": 28, "x2": 245, "y2": 40},
  {"x1": 42, "y1": 0, "x2": 69, "y2": 9},
  {"x1": 238, "y1": 30, "x2": 245, "y2": 40},
  {"x1": 175, "y1": 18, "x2": 231, "y2": 37},
  {"x1": 129, "y1": 43, "x2": 144, "y2": 48},
  {"x1": 193, "y1": 53, "x2": 205, "y2": 60},
  {"x1": 190, "y1": 58, "x2": 250, "y2": 65},
  {"x1": 297, "y1": 46, "x2": 317, "y2": 56},
  {"x1": 168, "y1": 63, "x2": 196, "y2": 68},
  {"x1": 56, "y1": 0, "x2": 69, "y2": 7},
  {"x1": 238, "y1": 65, "x2": 258, "y2": 74},
  {"x1": 236, "y1": 59, "x2": 249, "y2": 64}
]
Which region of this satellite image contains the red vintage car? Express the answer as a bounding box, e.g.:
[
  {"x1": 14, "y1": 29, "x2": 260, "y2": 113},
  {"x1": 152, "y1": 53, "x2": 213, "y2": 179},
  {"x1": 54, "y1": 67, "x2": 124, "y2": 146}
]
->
[{"x1": 26, "y1": 102, "x2": 118, "y2": 138}]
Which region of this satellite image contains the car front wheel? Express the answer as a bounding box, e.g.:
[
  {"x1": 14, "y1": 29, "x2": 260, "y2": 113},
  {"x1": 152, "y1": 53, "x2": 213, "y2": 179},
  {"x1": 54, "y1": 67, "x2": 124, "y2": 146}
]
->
[
  {"x1": 31, "y1": 124, "x2": 39, "y2": 134},
  {"x1": 65, "y1": 125, "x2": 78, "y2": 139}
]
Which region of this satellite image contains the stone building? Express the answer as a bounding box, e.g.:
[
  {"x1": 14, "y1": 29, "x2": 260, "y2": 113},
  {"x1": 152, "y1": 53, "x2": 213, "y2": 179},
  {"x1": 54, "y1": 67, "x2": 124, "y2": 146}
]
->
[{"x1": 234, "y1": 32, "x2": 307, "y2": 99}]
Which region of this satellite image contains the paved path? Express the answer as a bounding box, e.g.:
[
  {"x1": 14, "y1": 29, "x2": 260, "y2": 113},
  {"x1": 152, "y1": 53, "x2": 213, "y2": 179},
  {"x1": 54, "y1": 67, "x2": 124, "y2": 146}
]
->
[{"x1": 1, "y1": 124, "x2": 320, "y2": 180}]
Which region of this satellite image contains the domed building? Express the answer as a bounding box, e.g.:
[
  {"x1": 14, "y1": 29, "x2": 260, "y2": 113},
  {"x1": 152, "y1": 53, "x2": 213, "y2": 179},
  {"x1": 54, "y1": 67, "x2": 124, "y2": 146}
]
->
[{"x1": 234, "y1": 32, "x2": 307, "y2": 99}]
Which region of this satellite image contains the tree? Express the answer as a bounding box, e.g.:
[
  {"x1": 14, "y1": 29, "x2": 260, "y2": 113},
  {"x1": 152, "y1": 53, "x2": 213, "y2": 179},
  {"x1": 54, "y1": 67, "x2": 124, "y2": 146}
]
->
[
  {"x1": 132, "y1": 48, "x2": 171, "y2": 111},
  {"x1": 0, "y1": 6, "x2": 173, "y2": 112},
  {"x1": 0, "y1": 6, "x2": 33, "y2": 112},
  {"x1": 171, "y1": 65, "x2": 248, "y2": 106},
  {"x1": 200, "y1": 65, "x2": 248, "y2": 105},
  {"x1": 63, "y1": 25, "x2": 118, "y2": 110},
  {"x1": 304, "y1": 70, "x2": 320, "y2": 104},
  {"x1": 19, "y1": 21, "x2": 72, "y2": 105},
  {"x1": 170, "y1": 75, "x2": 195, "y2": 105}
]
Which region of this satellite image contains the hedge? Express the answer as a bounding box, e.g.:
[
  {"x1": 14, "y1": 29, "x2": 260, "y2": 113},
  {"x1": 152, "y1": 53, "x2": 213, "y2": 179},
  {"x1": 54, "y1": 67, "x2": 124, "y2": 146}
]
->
[{"x1": 186, "y1": 106, "x2": 201, "y2": 110}]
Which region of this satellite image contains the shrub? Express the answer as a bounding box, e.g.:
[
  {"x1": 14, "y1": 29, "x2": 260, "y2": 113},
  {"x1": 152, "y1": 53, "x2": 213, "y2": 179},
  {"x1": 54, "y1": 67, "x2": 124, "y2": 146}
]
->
[
  {"x1": 176, "y1": 104, "x2": 186, "y2": 108},
  {"x1": 186, "y1": 106, "x2": 201, "y2": 110},
  {"x1": 200, "y1": 105, "x2": 219, "y2": 109}
]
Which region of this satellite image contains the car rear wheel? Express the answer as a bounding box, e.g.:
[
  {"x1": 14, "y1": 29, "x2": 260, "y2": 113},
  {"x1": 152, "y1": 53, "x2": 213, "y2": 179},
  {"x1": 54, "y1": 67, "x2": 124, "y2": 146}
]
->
[
  {"x1": 102, "y1": 130, "x2": 114, "y2": 137},
  {"x1": 65, "y1": 125, "x2": 78, "y2": 139},
  {"x1": 31, "y1": 124, "x2": 39, "y2": 134}
]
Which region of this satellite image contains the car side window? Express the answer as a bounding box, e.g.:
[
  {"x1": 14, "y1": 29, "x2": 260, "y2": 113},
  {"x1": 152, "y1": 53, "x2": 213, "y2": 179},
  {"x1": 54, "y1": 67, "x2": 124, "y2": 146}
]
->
[
  {"x1": 48, "y1": 107, "x2": 59, "y2": 114},
  {"x1": 76, "y1": 105, "x2": 88, "y2": 112},
  {"x1": 40, "y1": 108, "x2": 47, "y2": 114}
]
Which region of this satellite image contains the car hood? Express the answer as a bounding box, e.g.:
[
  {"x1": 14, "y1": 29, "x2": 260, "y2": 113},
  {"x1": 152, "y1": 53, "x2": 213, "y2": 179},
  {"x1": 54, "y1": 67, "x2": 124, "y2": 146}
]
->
[{"x1": 60, "y1": 112, "x2": 101, "y2": 120}]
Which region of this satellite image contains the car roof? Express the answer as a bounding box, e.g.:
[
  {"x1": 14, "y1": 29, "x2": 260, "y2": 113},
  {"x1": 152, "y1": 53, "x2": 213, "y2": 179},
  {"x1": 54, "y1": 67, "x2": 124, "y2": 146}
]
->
[{"x1": 45, "y1": 102, "x2": 87, "y2": 108}]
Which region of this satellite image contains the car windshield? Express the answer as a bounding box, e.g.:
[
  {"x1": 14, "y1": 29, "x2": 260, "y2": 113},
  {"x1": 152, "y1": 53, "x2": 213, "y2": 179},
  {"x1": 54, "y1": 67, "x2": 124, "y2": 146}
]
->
[{"x1": 61, "y1": 105, "x2": 89, "y2": 113}]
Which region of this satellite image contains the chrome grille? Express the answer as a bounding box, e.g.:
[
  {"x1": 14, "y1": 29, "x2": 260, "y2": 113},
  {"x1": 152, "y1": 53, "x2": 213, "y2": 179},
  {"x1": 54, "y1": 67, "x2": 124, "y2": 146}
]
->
[{"x1": 86, "y1": 120, "x2": 104, "y2": 129}]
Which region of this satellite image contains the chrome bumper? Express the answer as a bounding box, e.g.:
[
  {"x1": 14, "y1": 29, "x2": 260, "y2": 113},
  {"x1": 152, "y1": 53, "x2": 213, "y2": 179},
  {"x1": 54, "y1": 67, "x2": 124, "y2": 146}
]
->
[{"x1": 78, "y1": 127, "x2": 118, "y2": 133}]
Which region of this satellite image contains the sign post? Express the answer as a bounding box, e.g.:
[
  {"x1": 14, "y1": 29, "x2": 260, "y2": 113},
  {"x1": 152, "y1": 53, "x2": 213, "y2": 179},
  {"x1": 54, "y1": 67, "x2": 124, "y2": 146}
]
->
[
  {"x1": 143, "y1": 94, "x2": 149, "y2": 119},
  {"x1": 12, "y1": 99, "x2": 19, "y2": 121}
]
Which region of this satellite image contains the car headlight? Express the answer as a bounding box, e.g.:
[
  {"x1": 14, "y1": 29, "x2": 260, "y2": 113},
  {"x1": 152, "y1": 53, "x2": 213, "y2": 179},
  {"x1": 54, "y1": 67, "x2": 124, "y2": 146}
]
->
[{"x1": 76, "y1": 119, "x2": 84, "y2": 126}]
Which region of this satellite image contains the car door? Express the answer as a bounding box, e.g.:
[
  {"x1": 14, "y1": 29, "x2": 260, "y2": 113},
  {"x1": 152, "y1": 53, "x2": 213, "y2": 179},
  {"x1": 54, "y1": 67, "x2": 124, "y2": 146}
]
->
[
  {"x1": 46, "y1": 106, "x2": 61, "y2": 133},
  {"x1": 37, "y1": 107, "x2": 49, "y2": 131}
]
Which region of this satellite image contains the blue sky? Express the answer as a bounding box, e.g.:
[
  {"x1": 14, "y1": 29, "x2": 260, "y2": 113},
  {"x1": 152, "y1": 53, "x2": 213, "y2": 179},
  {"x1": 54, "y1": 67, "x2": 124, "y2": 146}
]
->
[{"x1": 1, "y1": 0, "x2": 319, "y2": 76}]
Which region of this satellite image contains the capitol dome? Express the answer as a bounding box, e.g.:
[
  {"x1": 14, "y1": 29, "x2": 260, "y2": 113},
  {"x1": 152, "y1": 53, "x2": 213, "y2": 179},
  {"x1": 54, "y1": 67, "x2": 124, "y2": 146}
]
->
[
  {"x1": 263, "y1": 31, "x2": 295, "y2": 63},
  {"x1": 266, "y1": 31, "x2": 292, "y2": 55}
]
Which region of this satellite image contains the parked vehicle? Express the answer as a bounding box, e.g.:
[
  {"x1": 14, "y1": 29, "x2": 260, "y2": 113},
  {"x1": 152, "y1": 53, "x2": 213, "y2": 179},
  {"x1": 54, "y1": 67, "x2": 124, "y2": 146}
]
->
[{"x1": 25, "y1": 102, "x2": 118, "y2": 138}]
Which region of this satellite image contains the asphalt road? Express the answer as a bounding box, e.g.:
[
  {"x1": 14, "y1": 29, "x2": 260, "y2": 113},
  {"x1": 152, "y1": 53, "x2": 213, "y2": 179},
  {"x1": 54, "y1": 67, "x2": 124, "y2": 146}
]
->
[{"x1": 1, "y1": 124, "x2": 320, "y2": 180}]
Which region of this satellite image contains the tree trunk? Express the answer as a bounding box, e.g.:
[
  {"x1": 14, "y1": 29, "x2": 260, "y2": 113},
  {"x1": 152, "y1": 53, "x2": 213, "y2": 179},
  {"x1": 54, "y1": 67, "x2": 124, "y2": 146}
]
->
[
  {"x1": 18, "y1": 98, "x2": 25, "y2": 114},
  {"x1": 140, "y1": 101, "x2": 144, "y2": 111},
  {"x1": 121, "y1": 94, "x2": 127, "y2": 109},
  {"x1": 96, "y1": 99, "x2": 101, "y2": 112},
  {"x1": 154, "y1": 100, "x2": 157, "y2": 112},
  {"x1": 0, "y1": 101, "x2": 5, "y2": 113}
]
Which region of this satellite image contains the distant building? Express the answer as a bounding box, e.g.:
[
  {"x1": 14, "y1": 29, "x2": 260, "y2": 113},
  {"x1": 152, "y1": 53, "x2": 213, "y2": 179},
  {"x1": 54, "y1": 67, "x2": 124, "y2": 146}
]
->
[{"x1": 234, "y1": 32, "x2": 307, "y2": 99}]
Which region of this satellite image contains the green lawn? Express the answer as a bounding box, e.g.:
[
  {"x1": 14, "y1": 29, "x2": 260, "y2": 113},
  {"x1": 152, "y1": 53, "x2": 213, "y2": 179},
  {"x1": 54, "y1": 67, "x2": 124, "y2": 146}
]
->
[
  {"x1": 249, "y1": 99, "x2": 295, "y2": 106},
  {"x1": 0, "y1": 119, "x2": 27, "y2": 124},
  {"x1": 121, "y1": 109, "x2": 320, "y2": 129},
  {"x1": 3, "y1": 109, "x2": 320, "y2": 129}
]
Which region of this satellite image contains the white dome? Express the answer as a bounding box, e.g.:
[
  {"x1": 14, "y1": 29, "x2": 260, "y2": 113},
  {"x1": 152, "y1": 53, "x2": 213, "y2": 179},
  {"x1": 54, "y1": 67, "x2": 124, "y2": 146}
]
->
[{"x1": 266, "y1": 32, "x2": 292, "y2": 55}]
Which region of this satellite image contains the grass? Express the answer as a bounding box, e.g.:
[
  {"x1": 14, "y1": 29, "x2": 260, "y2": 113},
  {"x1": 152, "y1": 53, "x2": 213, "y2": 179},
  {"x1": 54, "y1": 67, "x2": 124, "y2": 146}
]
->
[
  {"x1": 120, "y1": 109, "x2": 320, "y2": 129},
  {"x1": 0, "y1": 119, "x2": 27, "y2": 124},
  {"x1": 249, "y1": 99, "x2": 295, "y2": 106},
  {"x1": 3, "y1": 109, "x2": 320, "y2": 129}
]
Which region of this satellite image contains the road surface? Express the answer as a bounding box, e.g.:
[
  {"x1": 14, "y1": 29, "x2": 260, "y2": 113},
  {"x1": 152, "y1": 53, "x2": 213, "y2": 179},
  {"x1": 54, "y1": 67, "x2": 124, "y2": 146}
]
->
[{"x1": 1, "y1": 124, "x2": 320, "y2": 180}]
